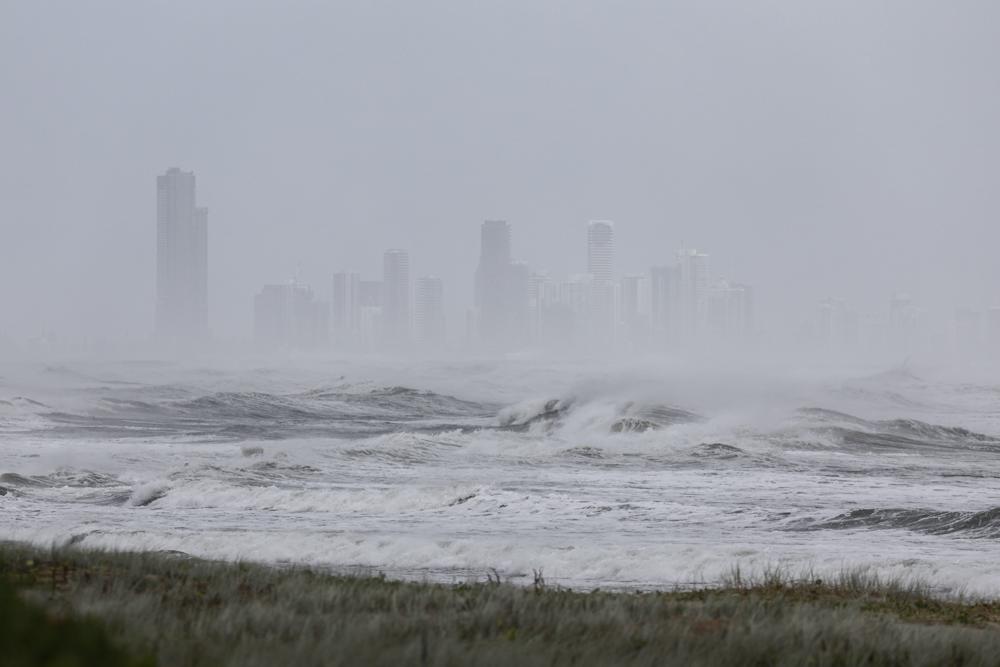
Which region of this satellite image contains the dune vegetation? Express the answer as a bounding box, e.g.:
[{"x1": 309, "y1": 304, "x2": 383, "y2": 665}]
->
[{"x1": 3, "y1": 543, "x2": 1000, "y2": 666}]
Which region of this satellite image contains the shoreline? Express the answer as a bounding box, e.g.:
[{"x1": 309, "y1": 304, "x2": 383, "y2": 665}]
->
[{"x1": 4, "y1": 541, "x2": 1000, "y2": 665}]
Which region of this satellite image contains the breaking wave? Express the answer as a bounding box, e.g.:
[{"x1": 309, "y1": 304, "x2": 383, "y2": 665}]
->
[
  {"x1": 801, "y1": 507, "x2": 1000, "y2": 539},
  {"x1": 24, "y1": 384, "x2": 496, "y2": 440},
  {"x1": 793, "y1": 408, "x2": 1000, "y2": 453}
]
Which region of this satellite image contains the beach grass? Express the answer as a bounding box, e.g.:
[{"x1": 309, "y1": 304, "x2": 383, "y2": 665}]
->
[{"x1": 3, "y1": 543, "x2": 1000, "y2": 666}]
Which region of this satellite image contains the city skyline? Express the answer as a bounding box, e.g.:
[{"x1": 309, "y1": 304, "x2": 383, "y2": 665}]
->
[
  {"x1": 4, "y1": 2, "x2": 1000, "y2": 353},
  {"x1": 14, "y1": 165, "x2": 990, "y2": 360}
]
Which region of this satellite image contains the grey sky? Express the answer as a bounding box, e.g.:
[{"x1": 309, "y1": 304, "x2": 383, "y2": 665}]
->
[{"x1": 2, "y1": 1, "x2": 998, "y2": 341}]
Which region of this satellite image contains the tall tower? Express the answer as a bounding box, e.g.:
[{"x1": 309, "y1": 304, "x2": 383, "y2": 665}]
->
[
  {"x1": 474, "y1": 220, "x2": 515, "y2": 347},
  {"x1": 587, "y1": 221, "x2": 616, "y2": 346},
  {"x1": 382, "y1": 249, "x2": 411, "y2": 346},
  {"x1": 156, "y1": 168, "x2": 208, "y2": 343},
  {"x1": 415, "y1": 276, "x2": 446, "y2": 346},
  {"x1": 586, "y1": 221, "x2": 615, "y2": 282}
]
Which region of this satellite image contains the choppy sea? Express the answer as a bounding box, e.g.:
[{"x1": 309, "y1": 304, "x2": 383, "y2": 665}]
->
[{"x1": 3, "y1": 358, "x2": 1000, "y2": 593}]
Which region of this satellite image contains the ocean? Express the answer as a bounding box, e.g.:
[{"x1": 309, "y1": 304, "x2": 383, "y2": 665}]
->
[{"x1": 2, "y1": 357, "x2": 999, "y2": 594}]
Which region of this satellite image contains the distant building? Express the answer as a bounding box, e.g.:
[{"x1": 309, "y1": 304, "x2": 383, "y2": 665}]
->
[
  {"x1": 331, "y1": 272, "x2": 360, "y2": 347},
  {"x1": 508, "y1": 260, "x2": 531, "y2": 347},
  {"x1": 156, "y1": 168, "x2": 208, "y2": 343},
  {"x1": 650, "y1": 264, "x2": 681, "y2": 347},
  {"x1": 586, "y1": 221, "x2": 615, "y2": 283},
  {"x1": 358, "y1": 280, "x2": 383, "y2": 349},
  {"x1": 382, "y1": 250, "x2": 411, "y2": 346},
  {"x1": 359, "y1": 280, "x2": 383, "y2": 308},
  {"x1": 586, "y1": 221, "x2": 616, "y2": 345},
  {"x1": 677, "y1": 249, "x2": 709, "y2": 337},
  {"x1": 415, "y1": 276, "x2": 446, "y2": 346},
  {"x1": 619, "y1": 274, "x2": 649, "y2": 347},
  {"x1": 254, "y1": 282, "x2": 329, "y2": 349},
  {"x1": 526, "y1": 271, "x2": 550, "y2": 344},
  {"x1": 474, "y1": 220, "x2": 515, "y2": 348},
  {"x1": 816, "y1": 298, "x2": 857, "y2": 347},
  {"x1": 707, "y1": 280, "x2": 753, "y2": 340}
]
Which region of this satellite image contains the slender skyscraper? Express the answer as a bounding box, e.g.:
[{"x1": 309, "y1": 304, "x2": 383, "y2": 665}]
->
[
  {"x1": 475, "y1": 220, "x2": 515, "y2": 347},
  {"x1": 382, "y1": 249, "x2": 411, "y2": 346},
  {"x1": 587, "y1": 221, "x2": 616, "y2": 345},
  {"x1": 156, "y1": 168, "x2": 208, "y2": 343},
  {"x1": 586, "y1": 221, "x2": 615, "y2": 282}
]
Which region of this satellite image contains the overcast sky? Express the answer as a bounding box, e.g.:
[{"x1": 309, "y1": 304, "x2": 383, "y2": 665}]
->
[{"x1": 2, "y1": 1, "x2": 998, "y2": 341}]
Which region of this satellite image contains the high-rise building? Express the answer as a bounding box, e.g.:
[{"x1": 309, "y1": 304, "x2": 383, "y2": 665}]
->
[
  {"x1": 707, "y1": 280, "x2": 754, "y2": 340},
  {"x1": 474, "y1": 220, "x2": 514, "y2": 348},
  {"x1": 359, "y1": 280, "x2": 383, "y2": 308},
  {"x1": 508, "y1": 260, "x2": 530, "y2": 347},
  {"x1": 357, "y1": 280, "x2": 384, "y2": 349},
  {"x1": 619, "y1": 274, "x2": 649, "y2": 348},
  {"x1": 586, "y1": 221, "x2": 616, "y2": 346},
  {"x1": 527, "y1": 270, "x2": 553, "y2": 345},
  {"x1": 156, "y1": 168, "x2": 208, "y2": 343},
  {"x1": 650, "y1": 265, "x2": 681, "y2": 346},
  {"x1": 331, "y1": 272, "x2": 361, "y2": 347},
  {"x1": 253, "y1": 282, "x2": 329, "y2": 349},
  {"x1": 382, "y1": 250, "x2": 411, "y2": 346},
  {"x1": 586, "y1": 221, "x2": 615, "y2": 282},
  {"x1": 415, "y1": 276, "x2": 446, "y2": 346},
  {"x1": 677, "y1": 248, "x2": 709, "y2": 337}
]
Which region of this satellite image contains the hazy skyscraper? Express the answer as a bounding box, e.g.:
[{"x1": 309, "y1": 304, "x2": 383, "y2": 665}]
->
[
  {"x1": 650, "y1": 264, "x2": 681, "y2": 346},
  {"x1": 677, "y1": 249, "x2": 709, "y2": 337},
  {"x1": 586, "y1": 221, "x2": 616, "y2": 346},
  {"x1": 382, "y1": 250, "x2": 411, "y2": 346},
  {"x1": 586, "y1": 221, "x2": 615, "y2": 282},
  {"x1": 415, "y1": 276, "x2": 445, "y2": 346},
  {"x1": 155, "y1": 168, "x2": 208, "y2": 343},
  {"x1": 474, "y1": 220, "x2": 516, "y2": 348}
]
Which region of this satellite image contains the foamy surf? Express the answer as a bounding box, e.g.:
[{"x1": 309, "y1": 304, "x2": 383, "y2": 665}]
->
[{"x1": 2, "y1": 359, "x2": 1000, "y2": 595}]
